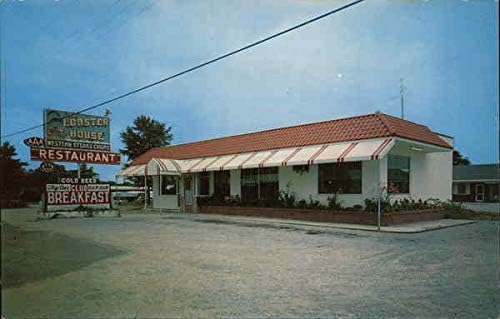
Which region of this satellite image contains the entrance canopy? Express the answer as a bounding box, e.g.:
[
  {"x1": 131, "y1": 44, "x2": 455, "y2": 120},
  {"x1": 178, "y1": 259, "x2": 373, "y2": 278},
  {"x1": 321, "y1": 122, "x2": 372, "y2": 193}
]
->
[
  {"x1": 146, "y1": 158, "x2": 183, "y2": 176},
  {"x1": 117, "y1": 164, "x2": 147, "y2": 176},
  {"x1": 118, "y1": 138, "x2": 396, "y2": 177}
]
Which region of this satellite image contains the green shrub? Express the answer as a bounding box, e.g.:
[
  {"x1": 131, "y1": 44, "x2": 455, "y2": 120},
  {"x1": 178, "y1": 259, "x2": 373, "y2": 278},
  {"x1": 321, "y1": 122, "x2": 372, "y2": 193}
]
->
[
  {"x1": 297, "y1": 199, "x2": 307, "y2": 209},
  {"x1": 226, "y1": 195, "x2": 242, "y2": 206},
  {"x1": 20, "y1": 189, "x2": 42, "y2": 203},
  {"x1": 364, "y1": 198, "x2": 378, "y2": 212},
  {"x1": 343, "y1": 206, "x2": 362, "y2": 212},
  {"x1": 365, "y1": 197, "x2": 444, "y2": 213},
  {"x1": 0, "y1": 199, "x2": 27, "y2": 209},
  {"x1": 327, "y1": 195, "x2": 342, "y2": 210},
  {"x1": 278, "y1": 190, "x2": 297, "y2": 208},
  {"x1": 306, "y1": 195, "x2": 324, "y2": 209}
]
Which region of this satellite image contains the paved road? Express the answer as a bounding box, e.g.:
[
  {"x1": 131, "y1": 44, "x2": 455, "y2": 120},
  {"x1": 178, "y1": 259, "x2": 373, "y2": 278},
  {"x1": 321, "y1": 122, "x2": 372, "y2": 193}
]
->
[{"x1": 2, "y1": 208, "x2": 499, "y2": 318}]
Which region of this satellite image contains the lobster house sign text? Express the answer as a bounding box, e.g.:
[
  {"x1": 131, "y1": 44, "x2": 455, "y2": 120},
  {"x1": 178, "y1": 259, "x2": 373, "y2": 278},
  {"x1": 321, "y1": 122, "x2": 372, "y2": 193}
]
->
[{"x1": 44, "y1": 108, "x2": 111, "y2": 151}]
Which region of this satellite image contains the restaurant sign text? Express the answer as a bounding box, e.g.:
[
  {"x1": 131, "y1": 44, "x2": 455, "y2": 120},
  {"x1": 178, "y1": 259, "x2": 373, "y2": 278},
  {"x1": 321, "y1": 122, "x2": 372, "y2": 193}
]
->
[{"x1": 31, "y1": 147, "x2": 120, "y2": 165}]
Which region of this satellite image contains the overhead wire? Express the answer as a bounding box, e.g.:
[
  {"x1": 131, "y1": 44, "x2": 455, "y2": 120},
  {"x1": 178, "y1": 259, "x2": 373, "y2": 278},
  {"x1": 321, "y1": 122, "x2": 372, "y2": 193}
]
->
[{"x1": 1, "y1": 0, "x2": 366, "y2": 138}]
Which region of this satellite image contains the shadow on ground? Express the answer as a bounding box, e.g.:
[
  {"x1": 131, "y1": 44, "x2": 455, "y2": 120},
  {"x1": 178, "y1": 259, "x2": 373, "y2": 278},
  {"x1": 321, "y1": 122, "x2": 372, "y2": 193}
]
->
[{"x1": 1, "y1": 222, "x2": 126, "y2": 289}]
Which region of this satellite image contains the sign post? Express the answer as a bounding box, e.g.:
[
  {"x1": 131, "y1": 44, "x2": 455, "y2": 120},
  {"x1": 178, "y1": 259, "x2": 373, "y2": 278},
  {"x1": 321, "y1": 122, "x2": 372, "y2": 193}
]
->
[
  {"x1": 144, "y1": 174, "x2": 147, "y2": 210},
  {"x1": 28, "y1": 108, "x2": 121, "y2": 218},
  {"x1": 377, "y1": 187, "x2": 381, "y2": 231}
]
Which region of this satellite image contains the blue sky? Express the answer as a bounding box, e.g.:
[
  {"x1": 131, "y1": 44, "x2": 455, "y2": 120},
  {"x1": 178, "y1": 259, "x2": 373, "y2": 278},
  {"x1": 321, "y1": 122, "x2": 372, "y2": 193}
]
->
[{"x1": 1, "y1": 0, "x2": 498, "y2": 181}]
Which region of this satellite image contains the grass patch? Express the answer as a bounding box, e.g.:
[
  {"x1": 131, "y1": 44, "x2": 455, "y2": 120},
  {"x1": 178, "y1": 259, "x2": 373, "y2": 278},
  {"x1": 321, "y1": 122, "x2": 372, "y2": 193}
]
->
[{"x1": 443, "y1": 210, "x2": 499, "y2": 220}]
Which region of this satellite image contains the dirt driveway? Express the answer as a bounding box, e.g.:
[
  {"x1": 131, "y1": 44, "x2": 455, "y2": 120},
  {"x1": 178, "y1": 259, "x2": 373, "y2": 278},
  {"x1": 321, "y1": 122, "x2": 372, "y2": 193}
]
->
[{"x1": 1, "y1": 207, "x2": 498, "y2": 318}]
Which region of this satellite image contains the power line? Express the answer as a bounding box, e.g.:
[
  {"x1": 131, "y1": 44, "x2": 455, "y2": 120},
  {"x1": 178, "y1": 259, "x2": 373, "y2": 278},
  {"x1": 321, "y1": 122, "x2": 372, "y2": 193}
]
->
[{"x1": 2, "y1": 0, "x2": 366, "y2": 139}]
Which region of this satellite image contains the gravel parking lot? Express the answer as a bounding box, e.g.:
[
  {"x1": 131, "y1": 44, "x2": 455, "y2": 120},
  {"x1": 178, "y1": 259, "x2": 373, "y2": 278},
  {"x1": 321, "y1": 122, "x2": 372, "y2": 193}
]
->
[{"x1": 1, "y1": 207, "x2": 499, "y2": 318}]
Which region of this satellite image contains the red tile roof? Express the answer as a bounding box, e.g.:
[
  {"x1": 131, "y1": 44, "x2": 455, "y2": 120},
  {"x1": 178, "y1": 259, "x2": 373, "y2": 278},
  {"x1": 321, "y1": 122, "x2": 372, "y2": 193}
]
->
[{"x1": 130, "y1": 112, "x2": 451, "y2": 165}]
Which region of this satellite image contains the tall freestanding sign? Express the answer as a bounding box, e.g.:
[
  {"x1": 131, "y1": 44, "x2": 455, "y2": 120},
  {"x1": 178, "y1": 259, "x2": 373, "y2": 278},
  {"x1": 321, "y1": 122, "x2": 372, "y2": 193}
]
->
[
  {"x1": 44, "y1": 109, "x2": 111, "y2": 151},
  {"x1": 28, "y1": 108, "x2": 121, "y2": 215}
]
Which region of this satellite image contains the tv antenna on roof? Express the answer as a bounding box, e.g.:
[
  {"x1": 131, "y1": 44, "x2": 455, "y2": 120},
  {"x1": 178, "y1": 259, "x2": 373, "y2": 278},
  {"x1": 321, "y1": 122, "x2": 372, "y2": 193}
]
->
[{"x1": 400, "y1": 78, "x2": 405, "y2": 119}]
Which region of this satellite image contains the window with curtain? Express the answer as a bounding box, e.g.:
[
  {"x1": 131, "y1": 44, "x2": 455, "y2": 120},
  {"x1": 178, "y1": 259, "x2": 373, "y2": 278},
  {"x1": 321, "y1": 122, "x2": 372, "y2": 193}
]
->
[
  {"x1": 160, "y1": 175, "x2": 177, "y2": 195},
  {"x1": 318, "y1": 162, "x2": 362, "y2": 194},
  {"x1": 387, "y1": 155, "x2": 410, "y2": 194}
]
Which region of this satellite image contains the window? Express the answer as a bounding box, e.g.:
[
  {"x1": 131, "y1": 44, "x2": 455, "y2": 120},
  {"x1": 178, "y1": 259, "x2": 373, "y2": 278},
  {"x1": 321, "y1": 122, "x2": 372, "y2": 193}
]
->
[
  {"x1": 293, "y1": 165, "x2": 310, "y2": 174},
  {"x1": 241, "y1": 167, "x2": 279, "y2": 202},
  {"x1": 487, "y1": 184, "x2": 499, "y2": 202},
  {"x1": 318, "y1": 162, "x2": 362, "y2": 194},
  {"x1": 458, "y1": 184, "x2": 467, "y2": 194},
  {"x1": 214, "y1": 170, "x2": 230, "y2": 198},
  {"x1": 241, "y1": 168, "x2": 259, "y2": 201},
  {"x1": 387, "y1": 155, "x2": 410, "y2": 194},
  {"x1": 199, "y1": 172, "x2": 210, "y2": 196},
  {"x1": 160, "y1": 175, "x2": 177, "y2": 195},
  {"x1": 453, "y1": 183, "x2": 470, "y2": 195},
  {"x1": 259, "y1": 167, "x2": 279, "y2": 201}
]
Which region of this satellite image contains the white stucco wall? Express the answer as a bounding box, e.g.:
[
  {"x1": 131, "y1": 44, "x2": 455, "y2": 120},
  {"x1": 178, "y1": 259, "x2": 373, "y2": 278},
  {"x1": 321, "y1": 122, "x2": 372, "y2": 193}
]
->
[
  {"x1": 387, "y1": 143, "x2": 452, "y2": 202},
  {"x1": 412, "y1": 151, "x2": 452, "y2": 200},
  {"x1": 278, "y1": 165, "x2": 317, "y2": 203},
  {"x1": 362, "y1": 159, "x2": 381, "y2": 201},
  {"x1": 152, "y1": 175, "x2": 180, "y2": 210},
  {"x1": 209, "y1": 172, "x2": 215, "y2": 195},
  {"x1": 230, "y1": 170, "x2": 241, "y2": 197}
]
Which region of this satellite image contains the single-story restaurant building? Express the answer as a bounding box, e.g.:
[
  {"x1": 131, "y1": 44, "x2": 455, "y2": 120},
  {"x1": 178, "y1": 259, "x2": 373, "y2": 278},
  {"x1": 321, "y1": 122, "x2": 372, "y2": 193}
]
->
[
  {"x1": 118, "y1": 112, "x2": 453, "y2": 213},
  {"x1": 452, "y1": 164, "x2": 500, "y2": 213}
]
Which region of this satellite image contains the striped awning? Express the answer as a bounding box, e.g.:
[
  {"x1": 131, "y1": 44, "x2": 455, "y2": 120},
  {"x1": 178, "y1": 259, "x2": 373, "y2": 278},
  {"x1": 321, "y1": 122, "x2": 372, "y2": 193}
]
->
[
  {"x1": 116, "y1": 164, "x2": 147, "y2": 176},
  {"x1": 117, "y1": 138, "x2": 395, "y2": 176},
  {"x1": 313, "y1": 138, "x2": 394, "y2": 164},
  {"x1": 146, "y1": 158, "x2": 183, "y2": 176},
  {"x1": 257, "y1": 138, "x2": 394, "y2": 168}
]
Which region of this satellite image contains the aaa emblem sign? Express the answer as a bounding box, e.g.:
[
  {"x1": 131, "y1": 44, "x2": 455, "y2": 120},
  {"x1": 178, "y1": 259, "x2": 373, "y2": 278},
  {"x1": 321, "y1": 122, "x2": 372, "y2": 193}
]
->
[
  {"x1": 39, "y1": 161, "x2": 55, "y2": 172},
  {"x1": 24, "y1": 136, "x2": 45, "y2": 148}
]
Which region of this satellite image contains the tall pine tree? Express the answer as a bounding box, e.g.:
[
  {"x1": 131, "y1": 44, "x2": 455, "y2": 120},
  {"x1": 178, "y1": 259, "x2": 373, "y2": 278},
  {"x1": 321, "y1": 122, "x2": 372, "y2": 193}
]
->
[{"x1": 0, "y1": 142, "x2": 27, "y2": 201}]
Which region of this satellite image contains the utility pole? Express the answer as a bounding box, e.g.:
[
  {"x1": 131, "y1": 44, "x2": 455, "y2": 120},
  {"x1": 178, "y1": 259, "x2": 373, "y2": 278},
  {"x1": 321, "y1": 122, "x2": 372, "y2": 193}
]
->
[{"x1": 400, "y1": 78, "x2": 405, "y2": 119}]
